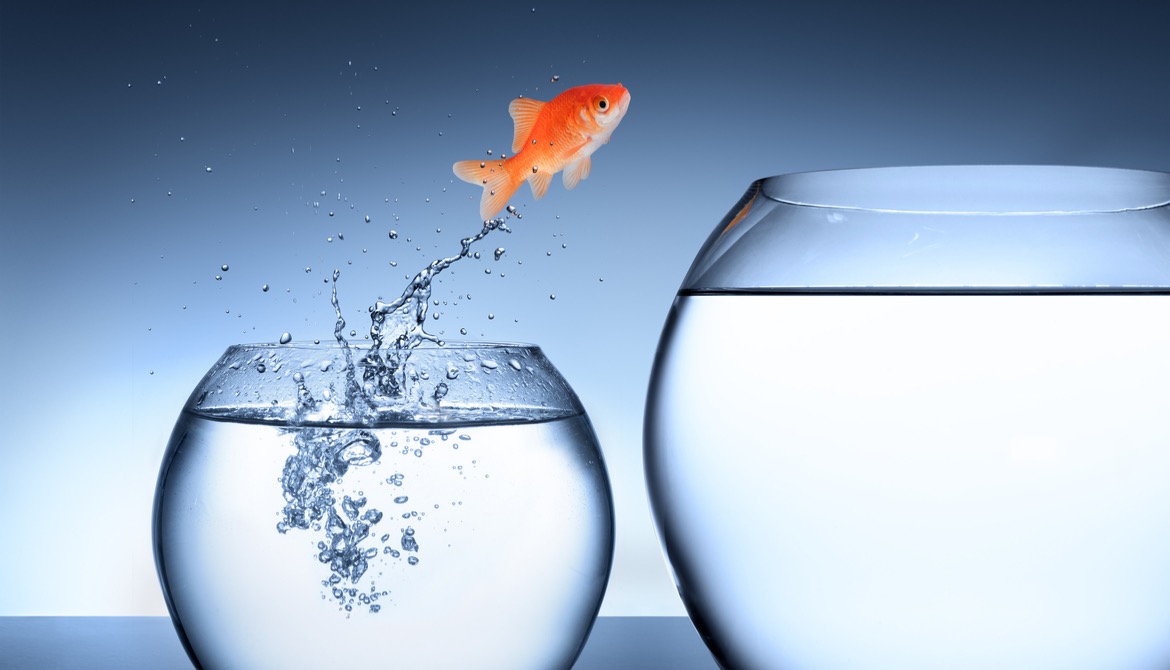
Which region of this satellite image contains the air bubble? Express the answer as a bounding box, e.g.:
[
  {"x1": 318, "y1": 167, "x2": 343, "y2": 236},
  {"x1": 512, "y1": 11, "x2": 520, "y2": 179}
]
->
[
  {"x1": 279, "y1": 332, "x2": 293, "y2": 344},
  {"x1": 402, "y1": 530, "x2": 418, "y2": 552}
]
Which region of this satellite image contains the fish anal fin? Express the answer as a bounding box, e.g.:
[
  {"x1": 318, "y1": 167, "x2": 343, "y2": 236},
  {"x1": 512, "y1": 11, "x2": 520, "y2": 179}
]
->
[
  {"x1": 562, "y1": 155, "x2": 592, "y2": 190},
  {"x1": 508, "y1": 98, "x2": 545, "y2": 154},
  {"x1": 527, "y1": 169, "x2": 552, "y2": 199}
]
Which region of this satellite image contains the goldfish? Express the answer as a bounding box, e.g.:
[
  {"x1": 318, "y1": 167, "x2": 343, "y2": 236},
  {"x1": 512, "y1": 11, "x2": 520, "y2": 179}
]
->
[{"x1": 453, "y1": 83, "x2": 631, "y2": 220}]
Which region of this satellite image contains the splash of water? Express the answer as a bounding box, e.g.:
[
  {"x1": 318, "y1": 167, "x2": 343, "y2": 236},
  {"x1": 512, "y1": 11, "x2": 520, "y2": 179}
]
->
[
  {"x1": 276, "y1": 214, "x2": 511, "y2": 614},
  {"x1": 358, "y1": 216, "x2": 510, "y2": 407}
]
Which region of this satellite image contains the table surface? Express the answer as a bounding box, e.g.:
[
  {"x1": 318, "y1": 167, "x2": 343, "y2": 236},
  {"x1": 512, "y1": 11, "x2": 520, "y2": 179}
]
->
[{"x1": 0, "y1": 616, "x2": 720, "y2": 670}]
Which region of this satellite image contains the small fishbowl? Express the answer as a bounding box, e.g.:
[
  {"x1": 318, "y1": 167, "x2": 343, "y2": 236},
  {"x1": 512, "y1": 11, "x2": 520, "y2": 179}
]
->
[
  {"x1": 645, "y1": 166, "x2": 1170, "y2": 670},
  {"x1": 154, "y1": 341, "x2": 614, "y2": 670}
]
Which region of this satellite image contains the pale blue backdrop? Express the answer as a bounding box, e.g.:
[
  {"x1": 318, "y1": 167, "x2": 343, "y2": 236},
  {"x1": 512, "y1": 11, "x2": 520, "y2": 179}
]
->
[{"x1": 1, "y1": 0, "x2": 1168, "y2": 615}]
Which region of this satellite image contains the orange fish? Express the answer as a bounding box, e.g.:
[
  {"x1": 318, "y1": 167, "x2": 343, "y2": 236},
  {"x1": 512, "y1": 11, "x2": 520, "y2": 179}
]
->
[{"x1": 453, "y1": 83, "x2": 631, "y2": 220}]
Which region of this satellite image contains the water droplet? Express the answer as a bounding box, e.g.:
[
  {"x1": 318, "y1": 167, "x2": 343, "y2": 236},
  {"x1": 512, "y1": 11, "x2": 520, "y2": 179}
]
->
[
  {"x1": 262, "y1": 284, "x2": 269, "y2": 292},
  {"x1": 407, "y1": 556, "x2": 419, "y2": 565},
  {"x1": 486, "y1": 149, "x2": 493, "y2": 156},
  {"x1": 205, "y1": 166, "x2": 212, "y2": 173},
  {"x1": 481, "y1": 360, "x2": 498, "y2": 371},
  {"x1": 549, "y1": 294, "x2": 556, "y2": 300},
  {"x1": 493, "y1": 247, "x2": 505, "y2": 261},
  {"x1": 365, "y1": 215, "x2": 371, "y2": 223},
  {"x1": 388, "y1": 230, "x2": 398, "y2": 239},
  {"x1": 459, "y1": 328, "x2": 467, "y2": 335},
  {"x1": 487, "y1": 313, "x2": 494, "y2": 320},
  {"x1": 279, "y1": 332, "x2": 292, "y2": 344},
  {"x1": 214, "y1": 275, "x2": 222, "y2": 281},
  {"x1": 221, "y1": 264, "x2": 229, "y2": 271},
  {"x1": 506, "y1": 205, "x2": 517, "y2": 214},
  {"x1": 256, "y1": 363, "x2": 266, "y2": 373},
  {"x1": 509, "y1": 359, "x2": 522, "y2": 371},
  {"x1": 551, "y1": 74, "x2": 560, "y2": 82},
  {"x1": 531, "y1": 165, "x2": 539, "y2": 173}
]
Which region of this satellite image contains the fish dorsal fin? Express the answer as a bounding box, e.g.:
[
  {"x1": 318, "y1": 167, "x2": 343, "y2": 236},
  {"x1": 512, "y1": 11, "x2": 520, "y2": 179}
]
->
[
  {"x1": 562, "y1": 155, "x2": 591, "y2": 190},
  {"x1": 527, "y1": 169, "x2": 552, "y2": 200},
  {"x1": 508, "y1": 97, "x2": 545, "y2": 154}
]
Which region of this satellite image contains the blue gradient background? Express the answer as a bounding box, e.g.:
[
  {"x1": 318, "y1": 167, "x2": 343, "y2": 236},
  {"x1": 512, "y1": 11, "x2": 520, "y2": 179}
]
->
[{"x1": 2, "y1": 0, "x2": 1168, "y2": 616}]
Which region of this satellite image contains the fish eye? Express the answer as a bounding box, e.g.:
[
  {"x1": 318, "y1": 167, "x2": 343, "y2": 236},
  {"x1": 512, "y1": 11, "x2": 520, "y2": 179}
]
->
[{"x1": 596, "y1": 97, "x2": 609, "y2": 111}]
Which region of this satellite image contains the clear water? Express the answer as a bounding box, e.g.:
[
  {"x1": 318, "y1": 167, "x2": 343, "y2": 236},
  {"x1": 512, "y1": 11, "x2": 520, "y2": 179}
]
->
[
  {"x1": 156, "y1": 411, "x2": 612, "y2": 670},
  {"x1": 645, "y1": 293, "x2": 1170, "y2": 670}
]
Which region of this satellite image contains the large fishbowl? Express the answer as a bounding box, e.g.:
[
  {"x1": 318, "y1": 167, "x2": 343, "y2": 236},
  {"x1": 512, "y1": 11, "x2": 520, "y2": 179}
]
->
[
  {"x1": 154, "y1": 341, "x2": 614, "y2": 670},
  {"x1": 645, "y1": 166, "x2": 1170, "y2": 670}
]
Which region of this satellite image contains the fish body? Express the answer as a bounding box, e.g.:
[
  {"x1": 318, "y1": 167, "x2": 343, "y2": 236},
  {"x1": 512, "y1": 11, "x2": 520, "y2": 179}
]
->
[{"x1": 453, "y1": 83, "x2": 631, "y2": 220}]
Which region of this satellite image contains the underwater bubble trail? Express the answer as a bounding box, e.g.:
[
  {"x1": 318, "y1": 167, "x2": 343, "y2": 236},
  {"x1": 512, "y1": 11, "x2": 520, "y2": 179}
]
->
[{"x1": 273, "y1": 209, "x2": 512, "y2": 615}]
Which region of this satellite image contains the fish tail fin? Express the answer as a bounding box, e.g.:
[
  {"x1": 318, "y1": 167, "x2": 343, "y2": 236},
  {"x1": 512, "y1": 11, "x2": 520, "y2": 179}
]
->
[{"x1": 453, "y1": 158, "x2": 520, "y2": 221}]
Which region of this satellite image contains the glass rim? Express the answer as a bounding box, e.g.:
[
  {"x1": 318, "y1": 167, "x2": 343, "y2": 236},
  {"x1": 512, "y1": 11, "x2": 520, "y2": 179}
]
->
[
  {"x1": 683, "y1": 164, "x2": 1170, "y2": 291},
  {"x1": 224, "y1": 340, "x2": 543, "y2": 352},
  {"x1": 758, "y1": 165, "x2": 1170, "y2": 215}
]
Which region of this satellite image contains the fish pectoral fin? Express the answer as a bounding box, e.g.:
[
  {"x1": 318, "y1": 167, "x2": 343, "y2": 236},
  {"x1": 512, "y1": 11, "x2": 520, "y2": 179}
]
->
[
  {"x1": 508, "y1": 98, "x2": 545, "y2": 154},
  {"x1": 562, "y1": 156, "x2": 592, "y2": 190},
  {"x1": 527, "y1": 169, "x2": 553, "y2": 200}
]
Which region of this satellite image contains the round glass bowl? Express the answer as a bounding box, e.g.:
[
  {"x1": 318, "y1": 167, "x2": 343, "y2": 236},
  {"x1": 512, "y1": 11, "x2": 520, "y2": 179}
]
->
[
  {"x1": 644, "y1": 166, "x2": 1170, "y2": 670},
  {"x1": 154, "y1": 342, "x2": 614, "y2": 670}
]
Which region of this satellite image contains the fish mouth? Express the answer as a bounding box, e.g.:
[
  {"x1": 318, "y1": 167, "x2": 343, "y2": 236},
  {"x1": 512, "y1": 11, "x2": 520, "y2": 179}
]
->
[{"x1": 617, "y1": 89, "x2": 631, "y2": 115}]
